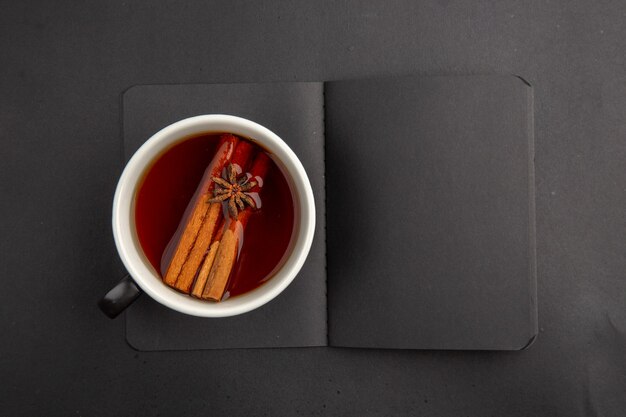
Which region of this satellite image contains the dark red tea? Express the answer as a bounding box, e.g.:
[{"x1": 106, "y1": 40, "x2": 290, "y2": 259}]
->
[{"x1": 134, "y1": 133, "x2": 295, "y2": 299}]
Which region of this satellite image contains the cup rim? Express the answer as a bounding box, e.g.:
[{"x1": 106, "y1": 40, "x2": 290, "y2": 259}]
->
[{"x1": 112, "y1": 114, "x2": 316, "y2": 317}]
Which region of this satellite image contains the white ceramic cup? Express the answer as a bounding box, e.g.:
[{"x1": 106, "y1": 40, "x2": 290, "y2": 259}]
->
[{"x1": 101, "y1": 115, "x2": 315, "y2": 318}]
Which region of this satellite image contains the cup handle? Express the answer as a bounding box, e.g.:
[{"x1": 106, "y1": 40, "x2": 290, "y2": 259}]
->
[{"x1": 98, "y1": 274, "x2": 142, "y2": 319}]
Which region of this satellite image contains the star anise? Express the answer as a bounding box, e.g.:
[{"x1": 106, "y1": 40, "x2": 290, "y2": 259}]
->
[{"x1": 208, "y1": 163, "x2": 257, "y2": 218}]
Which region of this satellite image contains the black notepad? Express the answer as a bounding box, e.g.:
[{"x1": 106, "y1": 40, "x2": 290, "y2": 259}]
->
[{"x1": 123, "y1": 75, "x2": 537, "y2": 351}]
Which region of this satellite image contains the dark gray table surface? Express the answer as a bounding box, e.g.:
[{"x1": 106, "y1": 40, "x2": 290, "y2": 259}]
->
[{"x1": 1, "y1": 1, "x2": 625, "y2": 416}]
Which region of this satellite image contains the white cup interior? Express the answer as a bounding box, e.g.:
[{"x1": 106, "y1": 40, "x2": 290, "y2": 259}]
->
[{"x1": 112, "y1": 115, "x2": 316, "y2": 317}]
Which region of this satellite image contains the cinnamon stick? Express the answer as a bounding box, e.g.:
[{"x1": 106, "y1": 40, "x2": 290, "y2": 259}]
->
[
  {"x1": 190, "y1": 218, "x2": 225, "y2": 298},
  {"x1": 201, "y1": 226, "x2": 240, "y2": 301},
  {"x1": 201, "y1": 152, "x2": 270, "y2": 301},
  {"x1": 172, "y1": 203, "x2": 221, "y2": 292},
  {"x1": 162, "y1": 134, "x2": 238, "y2": 289},
  {"x1": 173, "y1": 140, "x2": 256, "y2": 292}
]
